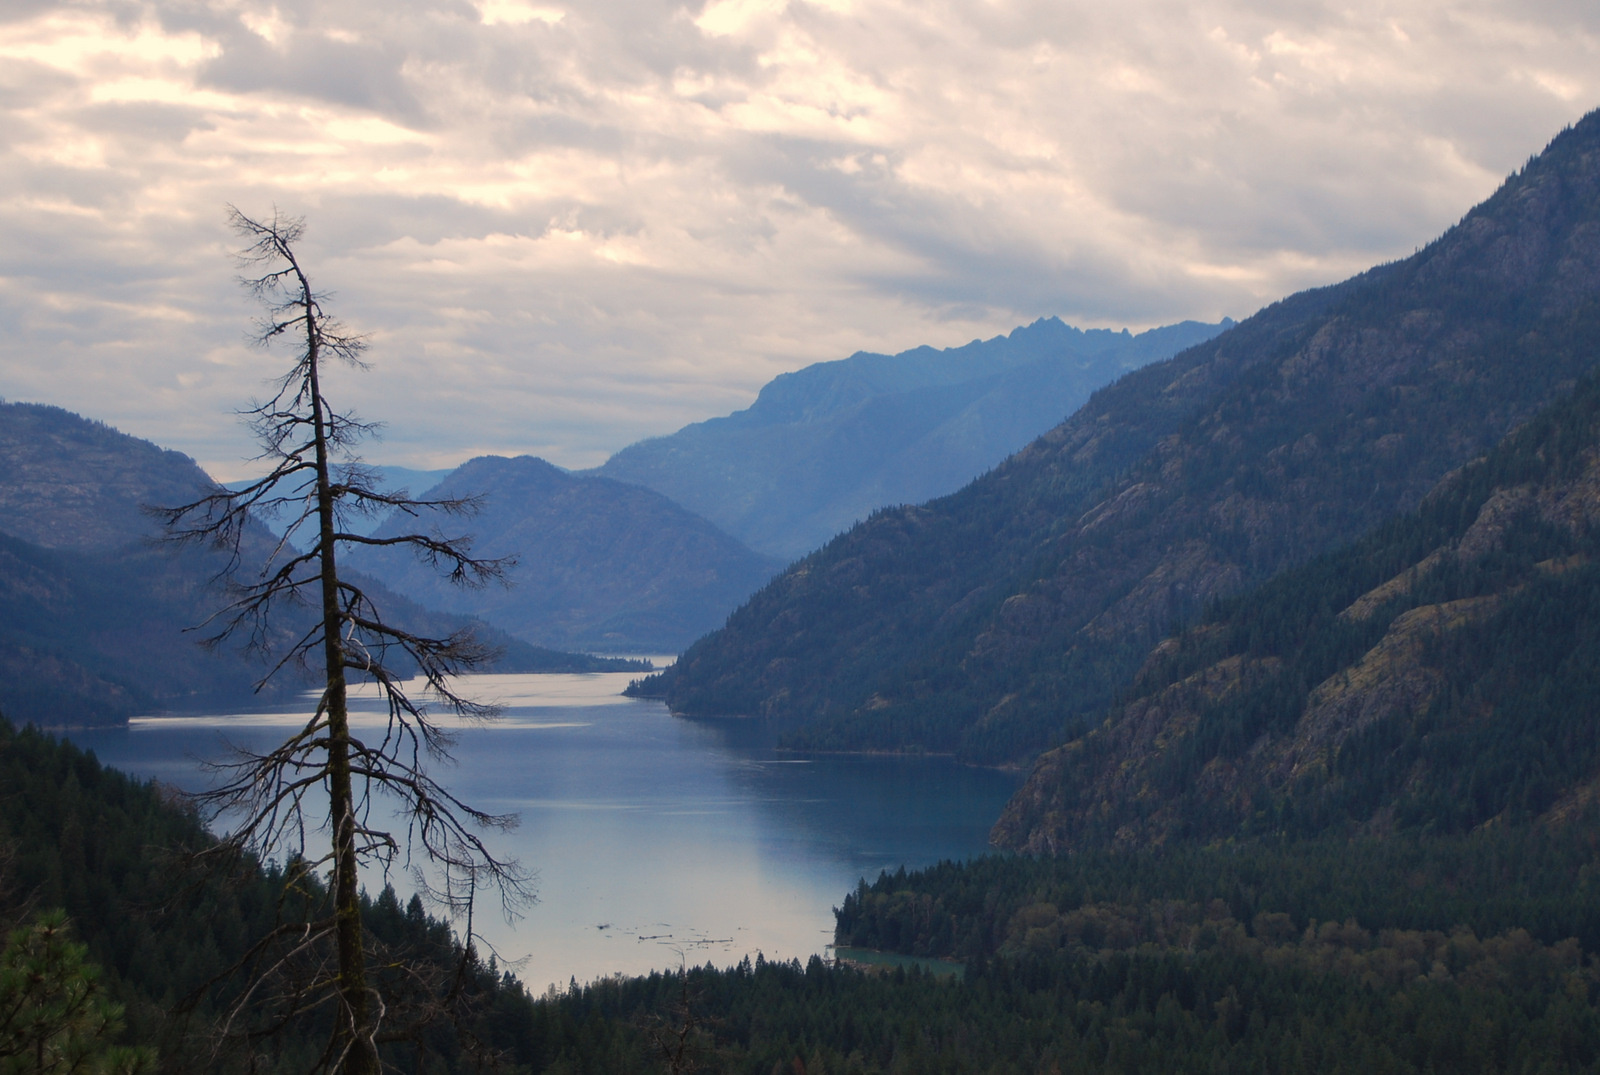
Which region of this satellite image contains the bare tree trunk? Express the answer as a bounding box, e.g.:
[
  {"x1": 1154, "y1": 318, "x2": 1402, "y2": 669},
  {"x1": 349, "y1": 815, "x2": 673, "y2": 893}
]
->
[
  {"x1": 161, "y1": 209, "x2": 531, "y2": 1071},
  {"x1": 301, "y1": 268, "x2": 378, "y2": 1075}
]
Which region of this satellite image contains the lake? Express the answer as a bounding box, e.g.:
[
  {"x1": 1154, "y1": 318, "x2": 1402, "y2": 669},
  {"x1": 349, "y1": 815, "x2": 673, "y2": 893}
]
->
[{"x1": 65, "y1": 671, "x2": 1020, "y2": 993}]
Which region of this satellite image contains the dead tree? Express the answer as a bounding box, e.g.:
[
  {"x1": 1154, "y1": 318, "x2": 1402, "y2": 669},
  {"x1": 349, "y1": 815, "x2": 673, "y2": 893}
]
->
[{"x1": 157, "y1": 208, "x2": 531, "y2": 1073}]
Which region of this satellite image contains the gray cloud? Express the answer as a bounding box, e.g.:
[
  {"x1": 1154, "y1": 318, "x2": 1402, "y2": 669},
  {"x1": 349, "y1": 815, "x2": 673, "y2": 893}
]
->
[
  {"x1": 199, "y1": 38, "x2": 427, "y2": 121},
  {"x1": 0, "y1": 0, "x2": 1596, "y2": 477}
]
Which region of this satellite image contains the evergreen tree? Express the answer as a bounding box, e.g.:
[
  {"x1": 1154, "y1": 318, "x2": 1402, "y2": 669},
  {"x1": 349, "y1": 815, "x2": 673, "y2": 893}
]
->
[{"x1": 0, "y1": 910, "x2": 153, "y2": 1075}]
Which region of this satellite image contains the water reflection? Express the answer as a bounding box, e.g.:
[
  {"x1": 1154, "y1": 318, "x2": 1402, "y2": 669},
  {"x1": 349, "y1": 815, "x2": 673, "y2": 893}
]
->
[{"x1": 67, "y1": 672, "x2": 1019, "y2": 992}]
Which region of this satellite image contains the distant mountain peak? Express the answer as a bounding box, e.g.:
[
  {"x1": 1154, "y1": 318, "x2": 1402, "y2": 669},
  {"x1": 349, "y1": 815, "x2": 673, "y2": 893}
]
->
[
  {"x1": 596, "y1": 316, "x2": 1230, "y2": 559},
  {"x1": 348, "y1": 453, "x2": 779, "y2": 654}
]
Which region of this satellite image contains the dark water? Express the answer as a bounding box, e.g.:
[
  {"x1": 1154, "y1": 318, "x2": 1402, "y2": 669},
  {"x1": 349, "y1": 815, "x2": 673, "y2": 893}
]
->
[{"x1": 67, "y1": 672, "x2": 1020, "y2": 991}]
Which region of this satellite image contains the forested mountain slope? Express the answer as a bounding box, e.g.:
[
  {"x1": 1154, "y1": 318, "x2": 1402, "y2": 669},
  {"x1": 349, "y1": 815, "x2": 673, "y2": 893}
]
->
[
  {"x1": 348, "y1": 455, "x2": 781, "y2": 654},
  {"x1": 25, "y1": 708, "x2": 1600, "y2": 1073},
  {"x1": 0, "y1": 404, "x2": 636, "y2": 727},
  {"x1": 0, "y1": 719, "x2": 548, "y2": 1071},
  {"x1": 637, "y1": 109, "x2": 1600, "y2": 765},
  {"x1": 994, "y1": 367, "x2": 1600, "y2": 852},
  {"x1": 596, "y1": 317, "x2": 1228, "y2": 559}
]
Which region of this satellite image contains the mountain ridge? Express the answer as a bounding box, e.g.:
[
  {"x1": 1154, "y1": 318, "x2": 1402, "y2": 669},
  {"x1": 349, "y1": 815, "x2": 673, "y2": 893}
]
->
[
  {"x1": 347, "y1": 454, "x2": 782, "y2": 654},
  {"x1": 596, "y1": 316, "x2": 1230, "y2": 559},
  {"x1": 993, "y1": 365, "x2": 1600, "y2": 852},
  {"x1": 0, "y1": 402, "x2": 640, "y2": 727},
  {"x1": 637, "y1": 109, "x2": 1600, "y2": 766}
]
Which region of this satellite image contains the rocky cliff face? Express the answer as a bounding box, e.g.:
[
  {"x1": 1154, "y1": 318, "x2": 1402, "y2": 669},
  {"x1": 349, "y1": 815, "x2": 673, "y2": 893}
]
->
[
  {"x1": 994, "y1": 371, "x2": 1600, "y2": 850},
  {"x1": 644, "y1": 110, "x2": 1600, "y2": 766}
]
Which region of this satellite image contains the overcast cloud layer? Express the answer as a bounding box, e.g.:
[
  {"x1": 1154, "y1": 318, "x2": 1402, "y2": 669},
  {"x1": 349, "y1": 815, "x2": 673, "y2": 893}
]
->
[{"x1": 1, "y1": 0, "x2": 1597, "y2": 477}]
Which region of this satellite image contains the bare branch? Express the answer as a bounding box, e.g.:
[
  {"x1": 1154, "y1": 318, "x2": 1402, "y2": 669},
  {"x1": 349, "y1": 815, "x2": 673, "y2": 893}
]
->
[{"x1": 157, "y1": 207, "x2": 533, "y2": 1072}]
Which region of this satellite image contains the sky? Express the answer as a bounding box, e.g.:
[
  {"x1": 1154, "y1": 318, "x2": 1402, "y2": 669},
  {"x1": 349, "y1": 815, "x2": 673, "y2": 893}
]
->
[{"x1": 1, "y1": 1, "x2": 1597, "y2": 479}]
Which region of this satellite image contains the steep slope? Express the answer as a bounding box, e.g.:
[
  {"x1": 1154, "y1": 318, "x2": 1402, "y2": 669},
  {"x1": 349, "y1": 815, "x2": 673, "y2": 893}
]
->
[
  {"x1": 347, "y1": 456, "x2": 781, "y2": 653},
  {"x1": 639, "y1": 110, "x2": 1600, "y2": 765},
  {"x1": 995, "y1": 368, "x2": 1600, "y2": 851},
  {"x1": 0, "y1": 402, "x2": 278, "y2": 723},
  {"x1": 0, "y1": 404, "x2": 637, "y2": 727},
  {"x1": 597, "y1": 317, "x2": 1228, "y2": 559},
  {"x1": 0, "y1": 403, "x2": 217, "y2": 551}
]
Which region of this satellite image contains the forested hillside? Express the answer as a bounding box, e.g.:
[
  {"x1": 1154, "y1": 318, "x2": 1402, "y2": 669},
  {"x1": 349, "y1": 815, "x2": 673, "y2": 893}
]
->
[
  {"x1": 637, "y1": 109, "x2": 1600, "y2": 766},
  {"x1": 0, "y1": 718, "x2": 548, "y2": 1072},
  {"x1": 511, "y1": 825, "x2": 1600, "y2": 1071},
  {"x1": 597, "y1": 317, "x2": 1227, "y2": 560},
  {"x1": 992, "y1": 362, "x2": 1600, "y2": 852},
  {"x1": 348, "y1": 455, "x2": 780, "y2": 654},
  {"x1": 17, "y1": 713, "x2": 1600, "y2": 1072}
]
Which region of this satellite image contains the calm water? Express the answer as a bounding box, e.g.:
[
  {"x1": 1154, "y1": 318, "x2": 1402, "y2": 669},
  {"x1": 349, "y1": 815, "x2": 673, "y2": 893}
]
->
[{"x1": 66, "y1": 671, "x2": 1019, "y2": 993}]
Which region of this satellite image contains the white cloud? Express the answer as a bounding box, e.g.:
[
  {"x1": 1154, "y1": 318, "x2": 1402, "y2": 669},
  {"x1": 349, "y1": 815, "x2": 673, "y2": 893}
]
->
[{"x1": 0, "y1": 0, "x2": 1596, "y2": 478}]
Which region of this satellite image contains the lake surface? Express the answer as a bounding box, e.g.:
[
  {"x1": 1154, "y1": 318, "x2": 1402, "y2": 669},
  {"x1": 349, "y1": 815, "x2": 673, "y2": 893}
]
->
[{"x1": 66, "y1": 671, "x2": 1020, "y2": 993}]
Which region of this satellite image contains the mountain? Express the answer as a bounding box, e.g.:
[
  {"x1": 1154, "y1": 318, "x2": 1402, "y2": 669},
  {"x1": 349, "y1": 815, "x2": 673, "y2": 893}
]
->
[
  {"x1": 993, "y1": 368, "x2": 1600, "y2": 852},
  {"x1": 0, "y1": 404, "x2": 217, "y2": 550},
  {"x1": 595, "y1": 317, "x2": 1230, "y2": 560},
  {"x1": 0, "y1": 402, "x2": 277, "y2": 723},
  {"x1": 346, "y1": 455, "x2": 782, "y2": 654},
  {"x1": 0, "y1": 403, "x2": 639, "y2": 727},
  {"x1": 370, "y1": 464, "x2": 455, "y2": 493},
  {"x1": 636, "y1": 109, "x2": 1600, "y2": 766},
  {"x1": 228, "y1": 464, "x2": 454, "y2": 537}
]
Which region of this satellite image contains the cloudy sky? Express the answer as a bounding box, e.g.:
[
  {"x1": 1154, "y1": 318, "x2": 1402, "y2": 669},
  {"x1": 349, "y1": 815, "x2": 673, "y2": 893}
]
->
[{"x1": 2, "y1": 0, "x2": 1597, "y2": 477}]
